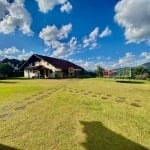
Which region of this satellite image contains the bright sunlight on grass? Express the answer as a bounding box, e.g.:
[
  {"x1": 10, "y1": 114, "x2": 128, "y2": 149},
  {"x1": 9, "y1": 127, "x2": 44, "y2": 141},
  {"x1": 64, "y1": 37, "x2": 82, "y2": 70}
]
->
[{"x1": 0, "y1": 78, "x2": 150, "y2": 150}]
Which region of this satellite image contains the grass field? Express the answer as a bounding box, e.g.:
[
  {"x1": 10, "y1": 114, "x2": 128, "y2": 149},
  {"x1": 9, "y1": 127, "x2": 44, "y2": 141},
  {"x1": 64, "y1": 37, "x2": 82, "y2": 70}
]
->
[{"x1": 0, "y1": 78, "x2": 150, "y2": 150}]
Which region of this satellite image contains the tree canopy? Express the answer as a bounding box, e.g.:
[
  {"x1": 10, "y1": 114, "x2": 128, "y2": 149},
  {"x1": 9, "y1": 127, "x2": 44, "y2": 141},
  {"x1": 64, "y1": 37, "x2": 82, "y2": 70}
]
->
[
  {"x1": 94, "y1": 66, "x2": 104, "y2": 77},
  {"x1": 0, "y1": 63, "x2": 14, "y2": 78},
  {"x1": 132, "y1": 66, "x2": 149, "y2": 79}
]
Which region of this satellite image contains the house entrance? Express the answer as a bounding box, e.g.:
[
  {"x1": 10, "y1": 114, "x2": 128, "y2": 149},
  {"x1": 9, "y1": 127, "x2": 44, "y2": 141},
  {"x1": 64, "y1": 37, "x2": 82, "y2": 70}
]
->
[{"x1": 40, "y1": 69, "x2": 44, "y2": 78}]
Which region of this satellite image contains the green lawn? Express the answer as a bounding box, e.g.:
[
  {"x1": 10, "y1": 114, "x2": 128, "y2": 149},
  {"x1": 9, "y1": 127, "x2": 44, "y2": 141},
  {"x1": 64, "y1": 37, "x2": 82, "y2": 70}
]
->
[{"x1": 0, "y1": 78, "x2": 150, "y2": 150}]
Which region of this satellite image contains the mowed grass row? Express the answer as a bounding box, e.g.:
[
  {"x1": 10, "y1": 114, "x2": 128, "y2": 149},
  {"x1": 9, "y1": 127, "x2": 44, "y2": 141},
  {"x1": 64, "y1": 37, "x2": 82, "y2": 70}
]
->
[{"x1": 0, "y1": 78, "x2": 150, "y2": 150}]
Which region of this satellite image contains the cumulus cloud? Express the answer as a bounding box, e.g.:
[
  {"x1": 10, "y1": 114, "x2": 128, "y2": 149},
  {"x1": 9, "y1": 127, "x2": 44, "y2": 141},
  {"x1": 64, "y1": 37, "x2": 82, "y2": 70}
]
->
[
  {"x1": 106, "y1": 52, "x2": 149, "y2": 69},
  {"x1": 60, "y1": 1, "x2": 72, "y2": 13},
  {"x1": 69, "y1": 59, "x2": 97, "y2": 70},
  {"x1": 0, "y1": 46, "x2": 33, "y2": 60},
  {"x1": 114, "y1": 0, "x2": 150, "y2": 44},
  {"x1": 39, "y1": 24, "x2": 112, "y2": 58},
  {"x1": 39, "y1": 23, "x2": 79, "y2": 58},
  {"x1": 83, "y1": 27, "x2": 100, "y2": 50},
  {"x1": 83, "y1": 26, "x2": 112, "y2": 49},
  {"x1": 36, "y1": 0, "x2": 72, "y2": 13},
  {"x1": 50, "y1": 37, "x2": 78, "y2": 58},
  {"x1": 118, "y1": 52, "x2": 135, "y2": 67},
  {"x1": 39, "y1": 23, "x2": 72, "y2": 46},
  {"x1": 0, "y1": 0, "x2": 33, "y2": 35},
  {"x1": 100, "y1": 26, "x2": 112, "y2": 38},
  {"x1": 141, "y1": 52, "x2": 150, "y2": 60}
]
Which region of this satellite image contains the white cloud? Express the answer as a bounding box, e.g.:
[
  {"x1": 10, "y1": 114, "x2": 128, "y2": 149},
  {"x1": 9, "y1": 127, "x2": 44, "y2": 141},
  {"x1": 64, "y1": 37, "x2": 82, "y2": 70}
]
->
[
  {"x1": 18, "y1": 49, "x2": 33, "y2": 60},
  {"x1": 107, "y1": 52, "x2": 150, "y2": 69},
  {"x1": 36, "y1": 0, "x2": 72, "y2": 13},
  {"x1": 100, "y1": 26, "x2": 112, "y2": 38},
  {"x1": 51, "y1": 37, "x2": 78, "y2": 58},
  {"x1": 0, "y1": 0, "x2": 7, "y2": 19},
  {"x1": 39, "y1": 23, "x2": 79, "y2": 58},
  {"x1": 39, "y1": 23, "x2": 72, "y2": 46},
  {"x1": 0, "y1": 46, "x2": 19, "y2": 55},
  {"x1": 0, "y1": 46, "x2": 33, "y2": 60},
  {"x1": 141, "y1": 52, "x2": 150, "y2": 60},
  {"x1": 69, "y1": 59, "x2": 97, "y2": 70},
  {"x1": 114, "y1": 0, "x2": 150, "y2": 44},
  {"x1": 68, "y1": 51, "x2": 150, "y2": 70},
  {"x1": 83, "y1": 27, "x2": 99, "y2": 50},
  {"x1": 60, "y1": 1, "x2": 72, "y2": 13},
  {"x1": 0, "y1": 0, "x2": 33, "y2": 35},
  {"x1": 118, "y1": 52, "x2": 135, "y2": 67},
  {"x1": 83, "y1": 26, "x2": 112, "y2": 49},
  {"x1": 40, "y1": 25, "x2": 112, "y2": 58}
]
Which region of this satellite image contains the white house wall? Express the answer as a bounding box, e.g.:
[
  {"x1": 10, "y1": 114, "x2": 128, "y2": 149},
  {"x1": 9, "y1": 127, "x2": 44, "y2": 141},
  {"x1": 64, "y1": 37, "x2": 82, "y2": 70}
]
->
[
  {"x1": 39, "y1": 60, "x2": 61, "y2": 72},
  {"x1": 24, "y1": 69, "x2": 36, "y2": 78},
  {"x1": 25, "y1": 59, "x2": 62, "y2": 78}
]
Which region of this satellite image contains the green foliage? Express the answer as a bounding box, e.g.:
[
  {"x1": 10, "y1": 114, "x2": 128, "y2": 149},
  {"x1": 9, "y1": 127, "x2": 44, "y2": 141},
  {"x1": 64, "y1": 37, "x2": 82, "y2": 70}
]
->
[
  {"x1": 94, "y1": 65, "x2": 104, "y2": 77},
  {"x1": 0, "y1": 63, "x2": 14, "y2": 78},
  {"x1": 132, "y1": 66, "x2": 150, "y2": 79}
]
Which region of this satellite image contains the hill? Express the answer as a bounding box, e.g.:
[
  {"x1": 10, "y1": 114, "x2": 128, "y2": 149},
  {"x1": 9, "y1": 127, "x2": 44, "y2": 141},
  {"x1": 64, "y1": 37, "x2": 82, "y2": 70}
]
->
[{"x1": 141, "y1": 62, "x2": 150, "y2": 70}]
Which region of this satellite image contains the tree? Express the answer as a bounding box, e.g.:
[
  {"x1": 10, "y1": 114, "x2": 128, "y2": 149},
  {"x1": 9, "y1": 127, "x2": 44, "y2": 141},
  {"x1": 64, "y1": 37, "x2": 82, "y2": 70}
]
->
[
  {"x1": 0, "y1": 63, "x2": 14, "y2": 78},
  {"x1": 94, "y1": 65, "x2": 104, "y2": 77},
  {"x1": 132, "y1": 66, "x2": 149, "y2": 79}
]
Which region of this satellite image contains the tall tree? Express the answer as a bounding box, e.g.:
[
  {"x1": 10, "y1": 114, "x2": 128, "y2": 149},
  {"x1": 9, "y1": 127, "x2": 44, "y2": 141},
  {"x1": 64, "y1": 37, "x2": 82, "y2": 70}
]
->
[
  {"x1": 0, "y1": 63, "x2": 14, "y2": 78},
  {"x1": 94, "y1": 65, "x2": 104, "y2": 77},
  {"x1": 132, "y1": 66, "x2": 149, "y2": 79}
]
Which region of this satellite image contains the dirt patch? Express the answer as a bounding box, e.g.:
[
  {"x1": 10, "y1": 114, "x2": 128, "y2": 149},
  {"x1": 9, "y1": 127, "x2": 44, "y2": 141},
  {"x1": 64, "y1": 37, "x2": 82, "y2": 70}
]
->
[
  {"x1": 39, "y1": 95, "x2": 48, "y2": 99},
  {"x1": 27, "y1": 101, "x2": 35, "y2": 105},
  {"x1": 83, "y1": 93, "x2": 88, "y2": 95},
  {"x1": 1, "y1": 105, "x2": 12, "y2": 111},
  {"x1": 119, "y1": 97, "x2": 126, "y2": 99},
  {"x1": 32, "y1": 94, "x2": 39, "y2": 97},
  {"x1": 37, "y1": 92, "x2": 44, "y2": 95},
  {"x1": 23, "y1": 97, "x2": 31, "y2": 100},
  {"x1": 35, "y1": 97, "x2": 45, "y2": 101},
  {"x1": 16, "y1": 101, "x2": 24, "y2": 104},
  {"x1": 96, "y1": 93, "x2": 101, "y2": 95},
  {"x1": 69, "y1": 90, "x2": 73, "y2": 92},
  {"x1": 15, "y1": 106, "x2": 26, "y2": 111},
  {"x1": 0, "y1": 113, "x2": 13, "y2": 119},
  {"x1": 52, "y1": 89, "x2": 57, "y2": 91},
  {"x1": 116, "y1": 99, "x2": 126, "y2": 103},
  {"x1": 35, "y1": 97, "x2": 41, "y2": 101},
  {"x1": 134, "y1": 100, "x2": 141, "y2": 102},
  {"x1": 106, "y1": 94, "x2": 112, "y2": 97},
  {"x1": 130, "y1": 102, "x2": 141, "y2": 107},
  {"x1": 46, "y1": 93, "x2": 50, "y2": 95},
  {"x1": 101, "y1": 96, "x2": 108, "y2": 100},
  {"x1": 91, "y1": 95, "x2": 97, "y2": 97}
]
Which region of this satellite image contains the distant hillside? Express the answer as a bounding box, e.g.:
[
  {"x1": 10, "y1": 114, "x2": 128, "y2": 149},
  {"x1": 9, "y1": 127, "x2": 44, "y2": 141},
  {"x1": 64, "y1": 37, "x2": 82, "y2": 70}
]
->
[
  {"x1": 2, "y1": 58, "x2": 20, "y2": 65},
  {"x1": 141, "y1": 62, "x2": 150, "y2": 70}
]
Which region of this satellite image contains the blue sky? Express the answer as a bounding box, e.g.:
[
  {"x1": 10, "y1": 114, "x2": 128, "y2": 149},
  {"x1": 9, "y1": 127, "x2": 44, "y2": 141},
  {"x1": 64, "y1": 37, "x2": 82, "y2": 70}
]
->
[{"x1": 0, "y1": 0, "x2": 150, "y2": 70}]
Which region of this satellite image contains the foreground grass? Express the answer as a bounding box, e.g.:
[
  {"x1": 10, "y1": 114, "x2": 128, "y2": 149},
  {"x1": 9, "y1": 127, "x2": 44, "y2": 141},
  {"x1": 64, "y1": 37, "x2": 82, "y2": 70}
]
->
[{"x1": 0, "y1": 78, "x2": 150, "y2": 150}]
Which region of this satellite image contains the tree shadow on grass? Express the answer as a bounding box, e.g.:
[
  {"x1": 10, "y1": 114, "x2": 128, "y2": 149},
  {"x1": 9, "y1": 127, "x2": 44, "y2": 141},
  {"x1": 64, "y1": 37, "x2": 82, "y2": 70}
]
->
[
  {"x1": 116, "y1": 80, "x2": 145, "y2": 84},
  {"x1": 80, "y1": 121, "x2": 148, "y2": 150},
  {"x1": 8, "y1": 77, "x2": 29, "y2": 80},
  {"x1": 0, "y1": 144, "x2": 19, "y2": 150},
  {"x1": 0, "y1": 81, "x2": 18, "y2": 84}
]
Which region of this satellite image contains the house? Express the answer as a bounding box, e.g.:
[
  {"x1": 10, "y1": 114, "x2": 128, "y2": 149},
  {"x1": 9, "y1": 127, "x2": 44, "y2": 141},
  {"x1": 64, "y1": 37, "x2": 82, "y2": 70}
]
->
[
  {"x1": 20, "y1": 54, "x2": 84, "y2": 78},
  {"x1": 2, "y1": 58, "x2": 20, "y2": 71}
]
